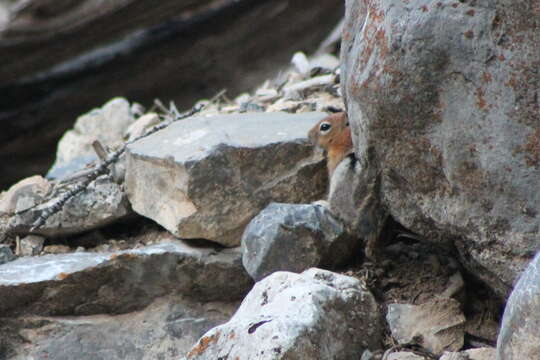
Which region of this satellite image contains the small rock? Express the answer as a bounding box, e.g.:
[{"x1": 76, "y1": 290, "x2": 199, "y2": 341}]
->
[
  {"x1": 183, "y1": 268, "x2": 383, "y2": 359},
  {"x1": 241, "y1": 203, "x2": 358, "y2": 281},
  {"x1": 48, "y1": 97, "x2": 136, "y2": 178},
  {"x1": 8, "y1": 175, "x2": 131, "y2": 237},
  {"x1": 440, "y1": 347, "x2": 496, "y2": 360},
  {"x1": 497, "y1": 251, "x2": 540, "y2": 359},
  {"x1": 291, "y1": 51, "x2": 311, "y2": 75},
  {"x1": 0, "y1": 244, "x2": 15, "y2": 265},
  {"x1": 43, "y1": 245, "x2": 71, "y2": 254},
  {"x1": 386, "y1": 298, "x2": 465, "y2": 356},
  {"x1": 0, "y1": 176, "x2": 51, "y2": 215},
  {"x1": 387, "y1": 352, "x2": 426, "y2": 360},
  {"x1": 125, "y1": 113, "x2": 161, "y2": 142},
  {"x1": 19, "y1": 235, "x2": 45, "y2": 256},
  {"x1": 125, "y1": 112, "x2": 327, "y2": 247}
]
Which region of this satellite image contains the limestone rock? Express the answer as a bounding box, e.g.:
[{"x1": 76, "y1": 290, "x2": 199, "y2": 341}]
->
[
  {"x1": 183, "y1": 268, "x2": 383, "y2": 359},
  {"x1": 342, "y1": 0, "x2": 540, "y2": 297},
  {"x1": 386, "y1": 298, "x2": 465, "y2": 356},
  {"x1": 241, "y1": 202, "x2": 358, "y2": 281},
  {"x1": 387, "y1": 352, "x2": 426, "y2": 360},
  {"x1": 0, "y1": 244, "x2": 14, "y2": 265},
  {"x1": 48, "y1": 98, "x2": 135, "y2": 179},
  {"x1": 497, "y1": 251, "x2": 540, "y2": 360},
  {"x1": 0, "y1": 175, "x2": 51, "y2": 215},
  {"x1": 125, "y1": 112, "x2": 328, "y2": 247},
  {"x1": 441, "y1": 348, "x2": 495, "y2": 360},
  {"x1": 2, "y1": 295, "x2": 238, "y2": 360},
  {"x1": 125, "y1": 113, "x2": 161, "y2": 142},
  {"x1": 0, "y1": 239, "x2": 252, "y2": 316},
  {"x1": 18, "y1": 234, "x2": 45, "y2": 256},
  {"x1": 8, "y1": 175, "x2": 131, "y2": 237}
]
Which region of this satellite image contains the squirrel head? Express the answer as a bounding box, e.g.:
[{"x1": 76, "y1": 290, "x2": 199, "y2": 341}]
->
[{"x1": 308, "y1": 112, "x2": 353, "y2": 178}]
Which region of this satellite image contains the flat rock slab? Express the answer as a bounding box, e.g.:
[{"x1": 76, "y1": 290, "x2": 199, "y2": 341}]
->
[
  {"x1": 126, "y1": 112, "x2": 328, "y2": 247},
  {"x1": 183, "y1": 268, "x2": 383, "y2": 360},
  {"x1": 387, "y1": 298, "x2": 465, "y2": 356},
  {"x1": 0, "y1": 240, "x2": 252, "y2": 316},
  {"x1": 1, "y1": 295, "x2": 239, "y2": 360},
  {"x1": 242, "y1": 203, "x2": 358, "y2": 281},
  {"x1": 497, "y1": 251, "x2": 540, "y2": 360}
]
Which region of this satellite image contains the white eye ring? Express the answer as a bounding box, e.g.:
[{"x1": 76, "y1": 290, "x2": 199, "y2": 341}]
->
[{"x1": 319, "y1": 121, "x2": 332, "y2": 134}]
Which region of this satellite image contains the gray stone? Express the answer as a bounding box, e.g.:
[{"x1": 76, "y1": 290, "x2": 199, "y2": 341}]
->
[
  {"x1": 125, "y1": 112, "x2": 328, "y2": 247},
  {"x1": 387, "y1": 352, "x2": 426, "y2": 360},
  {"x1": 0, "y1": 176, "x2": 51, "y2": 215},
  {"x1": 2, "y1": 295, "x2": 238, "y2": 360},
  {"x1": 0, "y1": 244, "x2": 14, "y2": 265},
  {"x1": 241, "y1": 202, "x2": 358, "y2": 281},
  {"x1": 125, "y1": 113, "x2": 161, "y2": 142},
  {"x1": 49, "y1": 98, "x2": 135, "y2": 177},
  {"x1": 7, "y1": 174, "x2": 131, "y2": 237},
  {"x1": 183, "y1": 268, "x2": 383, "y2": 360},
  {"x1": 0, "y1": 239, "x2": 252, "y2": 316},
  {"x1": 386, "y1": 298, "x2": 465, "y2": 356},
  {"x1": 441, "y1": 348, "x2": 495, "y2": 360},
  {"x1": 497, "y1": 251, "x2": 540, "y2": 360},
  {"x1": 342, "y1": 0, "x2": 540, "y2": 297},
  {"x1": 18, "y1": 235, "x2": 45, "y2": 256}
]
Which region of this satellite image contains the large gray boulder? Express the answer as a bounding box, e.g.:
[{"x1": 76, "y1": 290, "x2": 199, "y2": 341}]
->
[
  {"x1": 183, "y1": 268, "x2": 383, "y2": 359},
  {"x1": 0, "y1": 239, "x2": 252, "y2": 316},
  {"x1": 2, "y1": 295, "x2": 239, "y2": 360},
  {"x1": 341, "y1": 0, "x2": 539, "y2": 297},
  {"x1": 497, "y1": 251, "x2": 540, "y2": 360},
  {"x1": 241, "y1": 203, "x2": 358, "y2": 281},
  {"x1": 125, "y1": 112, "x2": 328, "y2": 247}
]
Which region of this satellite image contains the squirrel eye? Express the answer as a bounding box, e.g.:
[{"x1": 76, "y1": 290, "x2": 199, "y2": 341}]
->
[{"x1": 319, "y1": 122, "x2": 331, "y2": 134}]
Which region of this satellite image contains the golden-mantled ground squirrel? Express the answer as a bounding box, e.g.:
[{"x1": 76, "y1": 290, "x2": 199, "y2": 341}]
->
[
  {"x1": 309, "y1": 112, "x2": 387, "y2": 260},
  {"x1": 308, "y1": 112, "x2": 353, "y2": 179}
]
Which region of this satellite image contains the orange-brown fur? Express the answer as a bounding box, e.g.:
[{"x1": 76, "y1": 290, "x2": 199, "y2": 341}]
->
[{"x1": 308, "y1": 112, "x2": 353, "y2": 178}]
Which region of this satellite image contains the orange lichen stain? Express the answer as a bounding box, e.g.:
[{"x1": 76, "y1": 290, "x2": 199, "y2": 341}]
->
[
  {"x1": 465, "y1": 9, "x2": 475, "y2": 16},
  {"x1": 57, "y1": 272, "x2": 69, "y2": 280},
  {"x1": 420, "y1": 5, "x2": 428, "y2": 12},
  {"x1": 476, "y1": 88, "x2": 487, "y2": 109},
  {"x1": 464, "y1": 30, "x2": 474, "y2": 39},
  {"x1": 228, "y1": 331, "x2": 236, "y2": 340},
  {"x1": 524, "y1": 127, "x2": 540, "y2": 167},
  {"x1": 452, "y1": 3, "x2": 459, "y2": 8},
  {"x1": 506, "y1": 75, "x2": 518, "y2": 90},
  {"x1": 498, "y1": 54, "x2": 506, "y2": 61},
  {"x1": 186, "y1": 330, "x2": 221, "y2": 358},
  {"x1": 482, "y1": 72, "x2": 492, "y2": 83}
]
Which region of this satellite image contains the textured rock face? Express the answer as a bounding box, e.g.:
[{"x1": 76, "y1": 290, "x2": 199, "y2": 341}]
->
[
  {"x1": 0, "y1": 240, "x2": 252, "y2": 316},
  {"x1": 47, "y1": 98, "x2": 136, "y2": 180},
  {"x1": 126, "y1": 112, "x2": 328, "y2": 247},
  {"x1": 386, "y1": 298, "x2": 465, "y2": 356},
  {"x1": 183, "y1": 268, "x2": 383, "y2": 359},
  {"x1": 497, "y1": 251, "x2": 540, "y2": 360},
  {"x1": 7, "y1": 175, "x2": 131, "y2": 237},
  {"x1": 1, "y1": 295, "x2": 238, "y2": 360},
  {"x1": 342, "y1": 0, "x2": 540, "y2": 297},
  {"x1": 241, "y1": 203, "x2": 357, "y2": 281}
]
